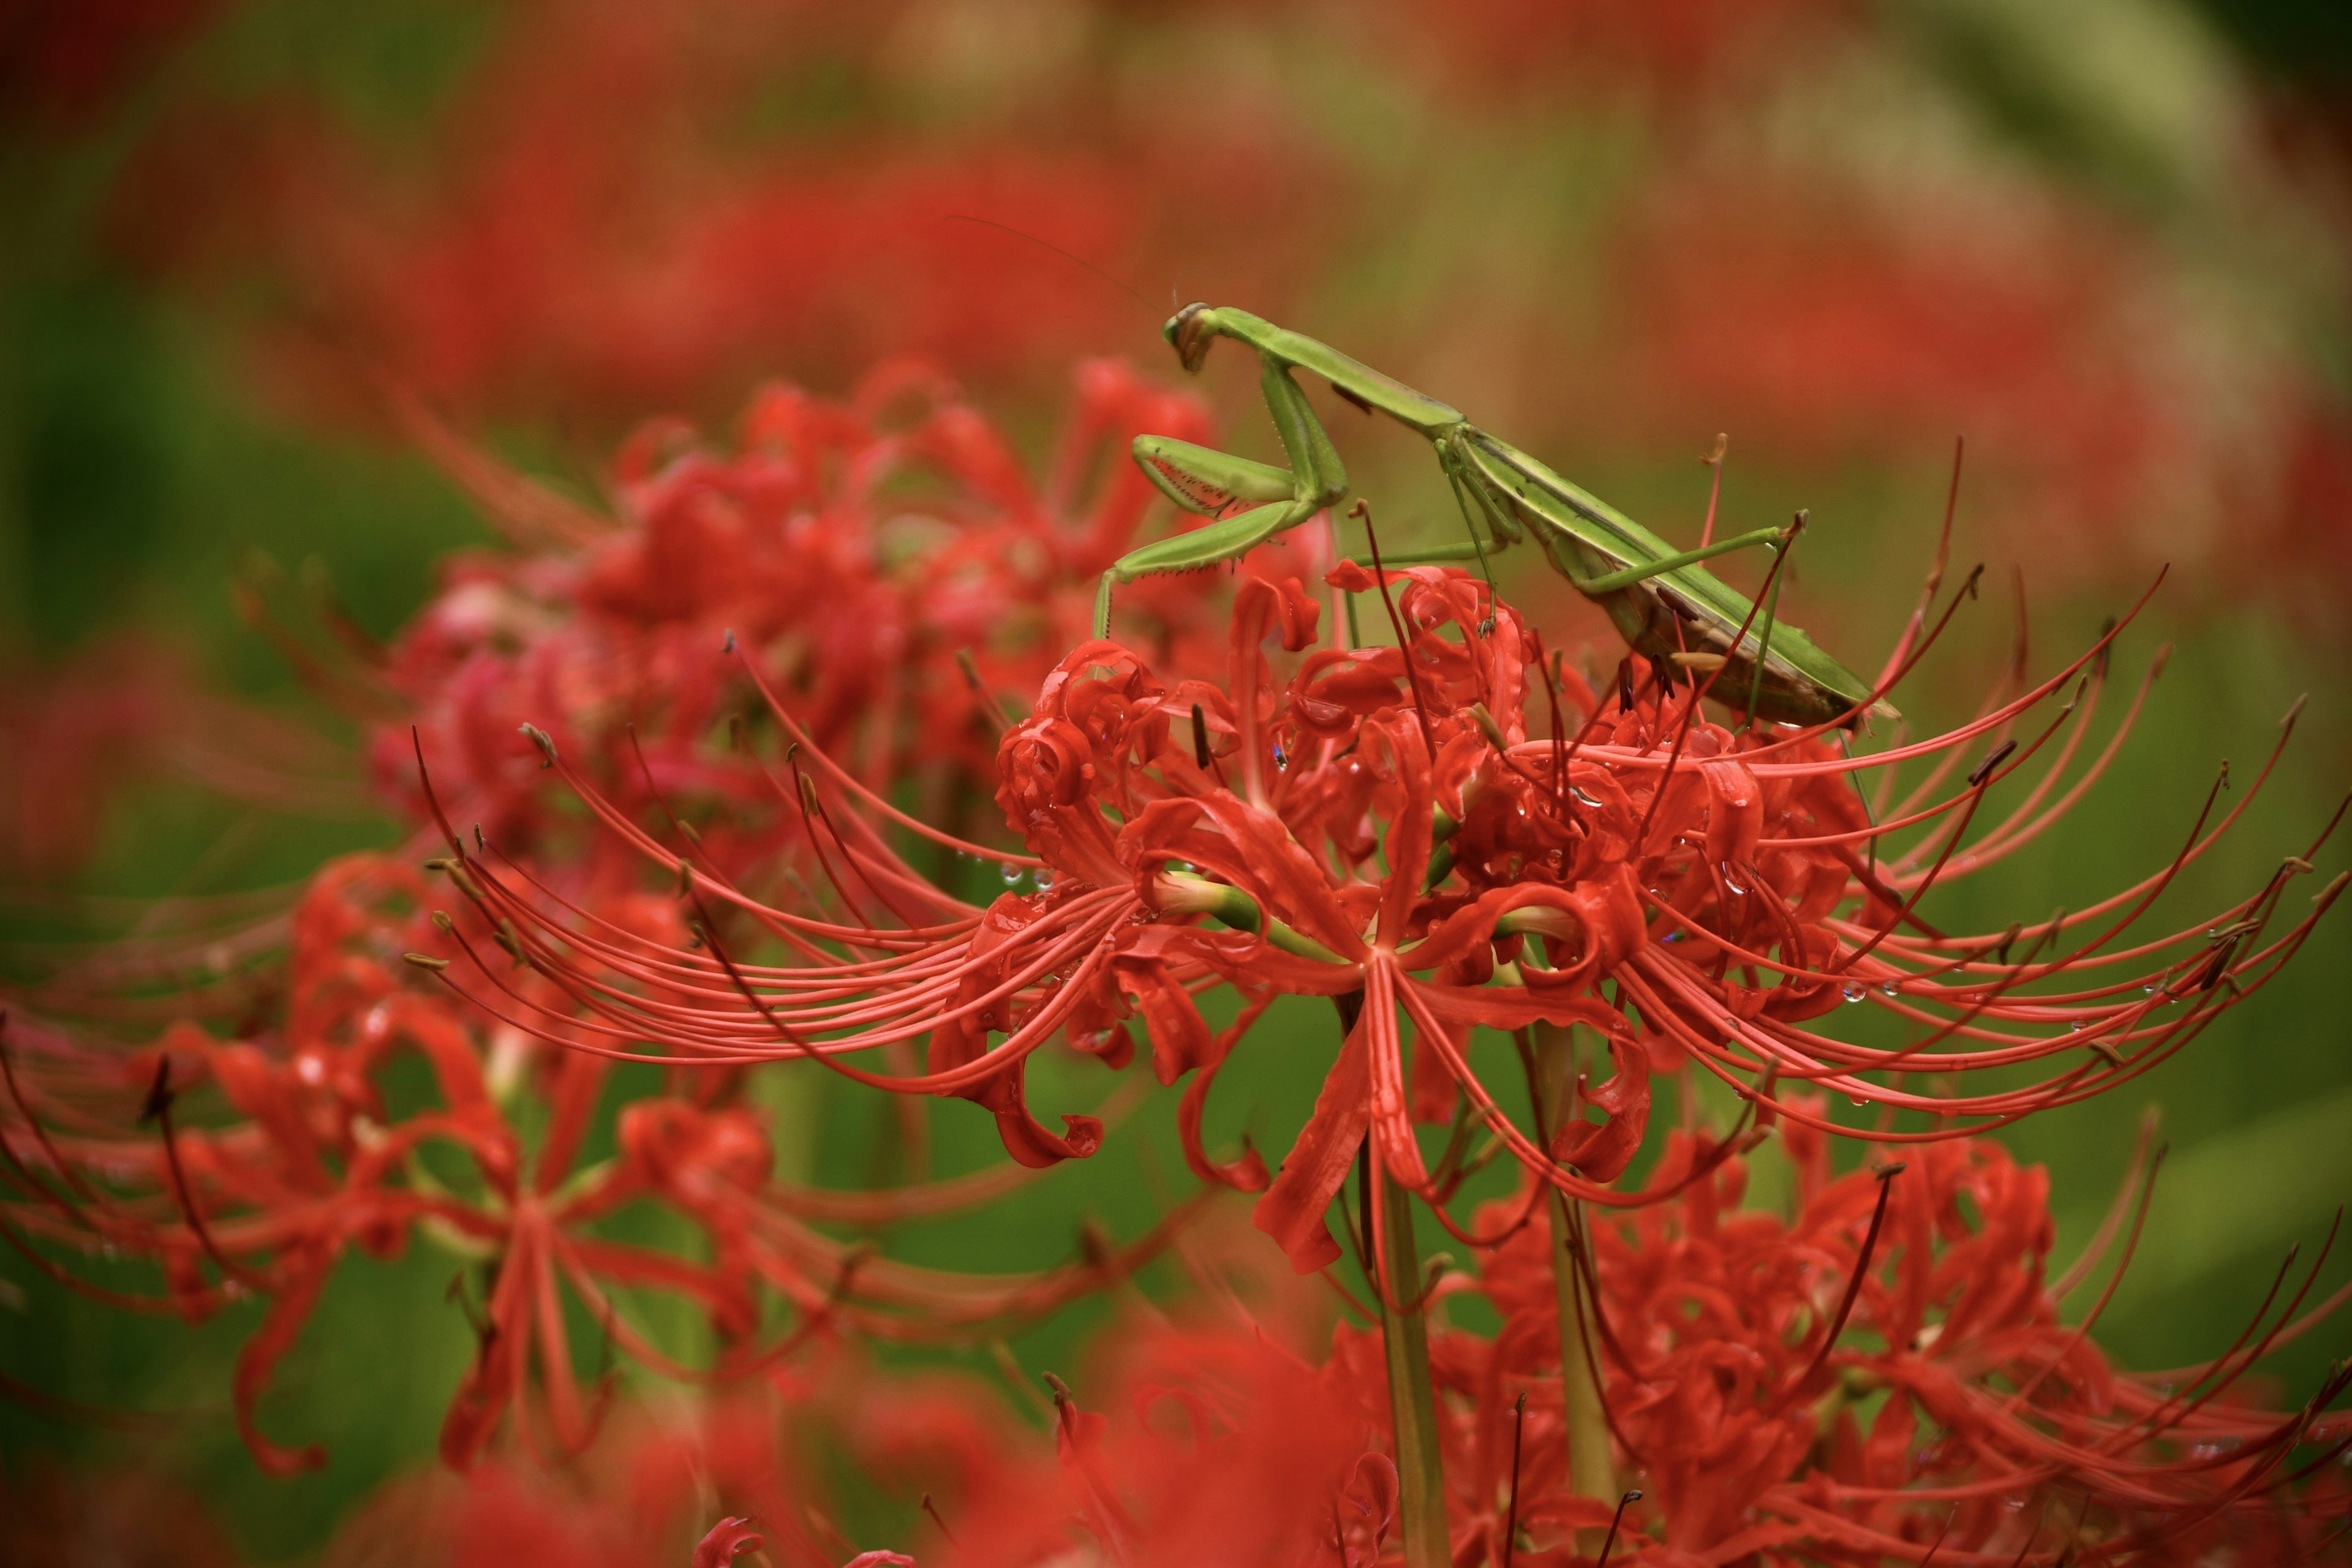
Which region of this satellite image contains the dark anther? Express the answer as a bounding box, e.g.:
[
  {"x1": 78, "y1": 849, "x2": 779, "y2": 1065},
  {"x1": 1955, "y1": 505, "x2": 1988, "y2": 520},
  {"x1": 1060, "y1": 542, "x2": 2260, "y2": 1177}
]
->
[
  {"x1": 1596, "y1": 1489, "x2": 1644, "y2": 1567},
  {"x1": 1042, "y1": 1371, "x2": 1082, "y2": 1446},
  {"x1": 1967, "y1": 738, "x2": 2018, "y2": 788},
  {"x1": 1781, "y1": 1162, "x2": 1904, "y2": 1406},
  {"x1": 138, "y1": 1057, "x2": 173, "y2": 1126},
  {"x1": 1192, "y1": 703, "x2": 1212, "y2": 771},
  {"x1": 2199, "y1": 934, "x2": 2243, "y2": 993},
  {"x1": 1503, "y1": 1390, "x2": 1528, "y2": 1568},
  {"x1": 920, "y1": 1493, "x2": 958, "y2": 1546}
]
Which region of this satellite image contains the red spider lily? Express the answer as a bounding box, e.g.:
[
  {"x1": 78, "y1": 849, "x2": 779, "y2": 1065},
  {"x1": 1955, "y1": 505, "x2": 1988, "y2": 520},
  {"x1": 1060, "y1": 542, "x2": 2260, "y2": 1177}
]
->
[
  {"x1": 0, "y1": 854, "x2": 1188, "y2": 1474},
  {"x1": 1355, "y1": 1121, "x2": 2352, "y2": 1565},
  {"x1": 331, "y1": 356, "x2": 1235, "y2": 869},
  {"x1": 426, "y1": 540, "x2": 2340, "y2": 1303}
]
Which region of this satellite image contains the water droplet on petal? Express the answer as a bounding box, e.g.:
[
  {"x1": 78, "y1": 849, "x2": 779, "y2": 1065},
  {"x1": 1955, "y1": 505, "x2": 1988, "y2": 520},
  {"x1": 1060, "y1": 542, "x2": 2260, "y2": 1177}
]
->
[
  {"x1": 1570, "y1": 787, "x2": 1604, "y2": 809},
  {"x1": 2069, "y1": 1019, "x2": 2086, "y2": 1033},
  {"x1": 1881, "y1": 981, "x2": 1899, "y2": 997},
  {"x1": 2143, "y1": 981, "x2": 2160, "y2": 994},
  {"x1": 1272, "y1": 739, "x2": 1288, "y2": 771},
  {"x1": 1842, "y1": 984, "x2": 1866, "y2": 1003},
  {"x1": 1033, "y1": 867, "x2": 1054, "y2": 890},
  {"x1": 1719, "y1": 863, "x2": 1746, "y2": 894},
  {"x1": 1000, "y1": 862, "x2": 1022, "y2": 885}
]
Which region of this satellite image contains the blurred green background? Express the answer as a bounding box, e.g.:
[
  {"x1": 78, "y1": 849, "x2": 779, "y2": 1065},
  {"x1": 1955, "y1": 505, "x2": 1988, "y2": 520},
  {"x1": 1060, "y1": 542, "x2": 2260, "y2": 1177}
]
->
[{"x1": 3, "y1": 0, "x2": 2349, "y2": 1558}]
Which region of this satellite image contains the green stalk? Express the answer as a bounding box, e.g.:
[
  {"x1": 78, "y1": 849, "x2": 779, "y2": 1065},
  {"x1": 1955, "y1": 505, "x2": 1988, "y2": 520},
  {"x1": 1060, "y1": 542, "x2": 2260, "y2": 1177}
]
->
[
  {"x1": 1336, "y1": 994, "x2": 1449, "y2": 1568},
  {"x1": 1528, "y1": 1021, "x2": 1618, "y2": 1550}
]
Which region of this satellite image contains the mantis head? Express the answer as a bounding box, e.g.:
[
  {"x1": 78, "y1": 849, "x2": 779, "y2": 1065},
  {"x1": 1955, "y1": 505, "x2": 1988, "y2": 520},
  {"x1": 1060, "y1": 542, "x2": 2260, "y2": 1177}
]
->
[{"x1": 1164, "y1": 302, "x2": 1216, "y2": 374}]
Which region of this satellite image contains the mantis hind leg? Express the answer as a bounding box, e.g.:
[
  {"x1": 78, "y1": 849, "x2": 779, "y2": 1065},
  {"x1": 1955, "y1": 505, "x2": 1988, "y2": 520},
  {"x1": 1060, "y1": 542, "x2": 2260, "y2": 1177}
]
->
[{"x1": 1569, "y1": 524, "x2": 1787, "y2": 595}]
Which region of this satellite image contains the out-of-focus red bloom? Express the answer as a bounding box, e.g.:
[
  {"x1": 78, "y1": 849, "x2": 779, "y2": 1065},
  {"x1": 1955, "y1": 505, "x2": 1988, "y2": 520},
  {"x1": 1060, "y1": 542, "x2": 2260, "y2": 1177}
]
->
[
  {"x1": 1367, "y1": 1123, "x2": 2352, "y2": 1564},
  {"x1": 0, "y1": 1458, "x2": 242, "y2": 1568},
  {"x1": 0, "y1": 853, "x2": 1182, "y2": 1474},
  {"x1": 1610, "y1": 170, "x2": 2352, "y2": 603},
  {"x1": 1395, "y1": 0, "x2": 1851, "y2": 98},
  {"x1": 0, "y1": 0, "x2": 219, "y2": 132},
  {"x1": 450, "y1": 552, "x2": 2339, "y2": 1284},
  {"x1": 101, "y1": 0, "x2": 1340, "y2": 424},
  {"x1": 0, "y1": 640, "x2": 366, "y2": 882}
]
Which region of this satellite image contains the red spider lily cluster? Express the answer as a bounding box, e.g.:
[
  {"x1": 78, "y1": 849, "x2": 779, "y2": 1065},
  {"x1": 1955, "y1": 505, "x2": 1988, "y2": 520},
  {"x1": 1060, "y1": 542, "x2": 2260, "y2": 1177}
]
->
[
  {"x1": 70, "y1": 0, "x2": 2352, "y2": 625},
  {"x1": 1369, "y1": 1122, "x2": 2352, "y2": 1565},
  {"x1": 344, "y1": 356, "x2": 1240, "y2": 862},
  {"x1": 431, "y1": 547, "x2": 2336, "y2": 1246},
  {"x1": 0, "y1": 352, "x2": 1268, "y2": 1477},
  {"x1": 0, "y1": 851, "x2": 1183, "y2": 1475},
  {"x1": 99, "y1": 0, "x2": 1340, "y2": 424},
  {"x1": 4, "y1": 341, "x2": 2348, "y2": 1563}
]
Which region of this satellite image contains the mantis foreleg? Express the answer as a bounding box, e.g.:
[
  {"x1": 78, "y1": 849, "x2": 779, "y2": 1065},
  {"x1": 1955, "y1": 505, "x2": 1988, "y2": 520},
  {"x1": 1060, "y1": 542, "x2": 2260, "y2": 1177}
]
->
[{"x1": 1096, "y1": 358, "x2": 1350, "y2": 636}]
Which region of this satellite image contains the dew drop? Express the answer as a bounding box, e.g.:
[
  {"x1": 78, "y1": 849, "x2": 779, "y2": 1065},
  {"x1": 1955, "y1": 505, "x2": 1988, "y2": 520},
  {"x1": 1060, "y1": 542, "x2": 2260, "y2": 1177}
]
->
[
  {"x1": 1000, "y1": 862, "x2": 1022, "y2": 886},
  {"x1": 1842, "y1": 984, "x2": 1866, "y2": 1003},
  {"x1": 2069, "y1": 1019, "x2": 2086, "y2": 1033},
  {"x1": 1881, "y1": 981, "x2": 1899, "y2": 998},
  {"x1": 1848, "y1": 1095, "x2": 1870, "y2": 1107},
  {"x1": 1570, "y1": 787, "x2": 1604, "y2": 809},
  {"x1": 1272, "y1": 739, "x2": 1289, "y2": 771},
  {"x1": 2143, "y1": 981, "x2": 2160, "y2": 994},
  {"x1": 1033, "y1": 867, "x2": 1054, "y2": 890},
  {"x1": 1719, "y1": 863, "x2": 1747, "y2": 894}
]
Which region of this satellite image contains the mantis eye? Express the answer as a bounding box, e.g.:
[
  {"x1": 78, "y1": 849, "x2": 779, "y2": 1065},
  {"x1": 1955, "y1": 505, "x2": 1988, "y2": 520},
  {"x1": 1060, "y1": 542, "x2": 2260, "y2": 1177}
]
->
[{"x1": 1167, "y1": 303, "x2": 1215, "y2": 374}]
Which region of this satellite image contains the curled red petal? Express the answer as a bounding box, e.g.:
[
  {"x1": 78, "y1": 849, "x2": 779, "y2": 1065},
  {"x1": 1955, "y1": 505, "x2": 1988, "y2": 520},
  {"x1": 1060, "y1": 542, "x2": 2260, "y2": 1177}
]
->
[
  {"x1": 1252, "y1": 1006, "x2": 1371, "y2": 1273},
  {"x1": 692, "y1": 1516, "x2": 764, "y2": 1568}
]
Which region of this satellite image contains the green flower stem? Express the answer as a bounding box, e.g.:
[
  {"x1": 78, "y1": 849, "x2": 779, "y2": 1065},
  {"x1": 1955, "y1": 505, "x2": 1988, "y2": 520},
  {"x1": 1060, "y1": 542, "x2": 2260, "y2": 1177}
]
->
[
  {"x1": 1529, "y1": 1020, "x2": 1618, "y2": 1550},
  {"x1": 1335, "y1": 992, "x2": 1450, "y2": 1568}
]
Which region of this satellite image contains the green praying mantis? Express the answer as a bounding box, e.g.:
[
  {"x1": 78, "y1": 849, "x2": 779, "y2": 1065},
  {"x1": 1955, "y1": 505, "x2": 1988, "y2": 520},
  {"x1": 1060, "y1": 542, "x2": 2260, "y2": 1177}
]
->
[{"x1": 1099, "y1": 304, "x2": 1895, "y2": 729}]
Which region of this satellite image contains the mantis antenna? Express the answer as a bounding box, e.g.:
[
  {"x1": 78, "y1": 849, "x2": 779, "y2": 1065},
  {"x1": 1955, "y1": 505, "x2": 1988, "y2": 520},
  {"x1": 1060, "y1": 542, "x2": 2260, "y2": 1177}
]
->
[{"x1": 941, "y1": 213, "x2": 1159, "y2": 317}]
